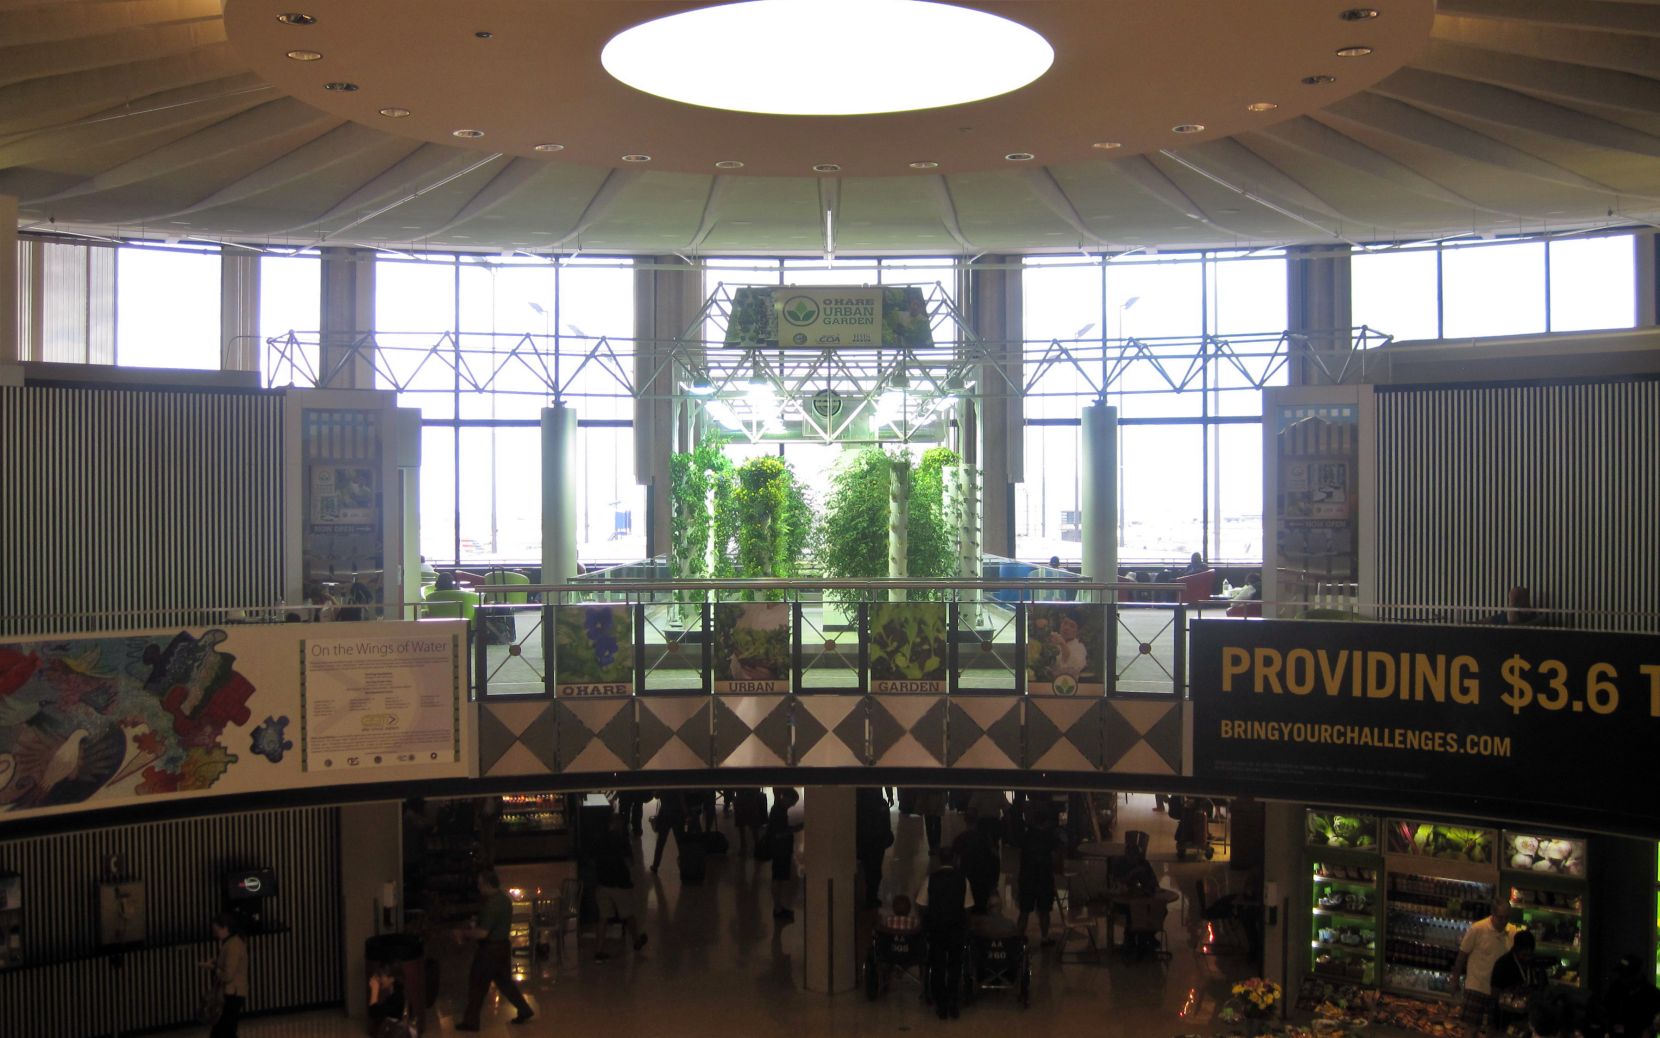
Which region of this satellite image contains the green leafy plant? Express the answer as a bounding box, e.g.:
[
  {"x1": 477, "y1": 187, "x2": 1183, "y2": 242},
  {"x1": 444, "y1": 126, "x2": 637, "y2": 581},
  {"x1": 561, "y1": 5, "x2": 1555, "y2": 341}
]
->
[
  {"x1": 816, "y1": 446, "x2": 959, "y2": 604},
  {"x1": 730, "y1": 455, "x2": 812, "y2": 584},
  {"x1": 669, "y1": 439, "x2": 735, "y2": 617},
  {"x1": 1307, "y1": 812, "x2": 1379, "y2": 849}
]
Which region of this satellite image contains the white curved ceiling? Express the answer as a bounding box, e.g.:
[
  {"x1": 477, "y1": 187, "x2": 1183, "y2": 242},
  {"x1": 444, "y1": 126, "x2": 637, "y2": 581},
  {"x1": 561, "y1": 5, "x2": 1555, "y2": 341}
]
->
[{"x1": 3, "y1": 0, "x2": 1659, "y2": 255}]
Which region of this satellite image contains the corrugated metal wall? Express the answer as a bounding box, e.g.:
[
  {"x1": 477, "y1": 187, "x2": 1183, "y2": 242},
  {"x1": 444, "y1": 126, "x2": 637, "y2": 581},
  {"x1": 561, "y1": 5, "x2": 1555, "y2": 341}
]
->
[
  {"x1": 0, "y1": 385, "x2": 285, "y2": 635},
  {"x1": 1377, "y1": 378, "x2": 1660, "y2": 631},
  {"x1": 0, "y1": 806, "x2": 342, "y2": 1038}
]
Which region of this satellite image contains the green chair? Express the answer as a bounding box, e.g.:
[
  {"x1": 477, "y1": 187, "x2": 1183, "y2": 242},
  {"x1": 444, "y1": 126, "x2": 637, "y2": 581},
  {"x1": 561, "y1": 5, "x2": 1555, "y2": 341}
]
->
[
  {"x1": 423, "y1": 587, "x2": 479, "y2": 622},
  {"x1": 483, "y1": 569, "x2": 531, "y2": 605}
]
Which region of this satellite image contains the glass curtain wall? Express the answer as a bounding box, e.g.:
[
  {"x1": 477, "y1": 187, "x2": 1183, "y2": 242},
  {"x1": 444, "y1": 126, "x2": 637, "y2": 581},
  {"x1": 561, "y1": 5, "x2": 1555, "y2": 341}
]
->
[
  {"x1": 116, "y1": 243, "x2": 222, "y2": 369},
  {"x1": 1352, "y1": 233, "x2": 1638, "y2": 341},
  {"x1": 375, "y1": 254, "x2": 639, "y2": 566},
  {"x1": 1021, "y1": 250, "x2": 1287, "y2": 565}
]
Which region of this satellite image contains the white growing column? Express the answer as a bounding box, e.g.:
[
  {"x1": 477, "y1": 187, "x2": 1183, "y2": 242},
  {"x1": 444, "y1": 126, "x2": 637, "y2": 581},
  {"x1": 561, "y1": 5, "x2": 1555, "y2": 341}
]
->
[
  {"x1": 1080, "y1": 402, "x2": 1118, "y2": 601},
  {"x1": 542, "y1": 404, "x2": 579, "y2": 585},
  {"x1": 801, "y1": 786, "x2": 858, "y2": 994},
  {"x1": 888, "y1": 453, "x2": 911, "y2": 601}
]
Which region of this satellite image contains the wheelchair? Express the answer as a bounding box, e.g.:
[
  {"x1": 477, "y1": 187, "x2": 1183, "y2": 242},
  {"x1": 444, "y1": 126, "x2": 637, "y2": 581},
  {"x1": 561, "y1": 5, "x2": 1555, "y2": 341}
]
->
[
  {"x1": 865, "y1": 924, "x2": 930, "y2": 1001},
  {"x1": 964, "y1": 916, "x2": 1031, "y2": 1008}
]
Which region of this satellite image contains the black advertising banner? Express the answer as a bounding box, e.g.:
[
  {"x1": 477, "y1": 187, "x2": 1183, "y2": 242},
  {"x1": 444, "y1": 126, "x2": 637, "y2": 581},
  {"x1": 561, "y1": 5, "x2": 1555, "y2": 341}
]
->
[{"x1": 1191, "y1": 620, "x2": 1660, "y2": 827}]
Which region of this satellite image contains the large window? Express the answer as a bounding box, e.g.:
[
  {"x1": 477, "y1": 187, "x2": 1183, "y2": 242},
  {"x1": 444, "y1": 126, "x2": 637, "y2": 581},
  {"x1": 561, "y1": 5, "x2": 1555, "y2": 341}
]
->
[
  {"x1": 1352, "y1": 233, "x2": 1636, "y2": 341},
  {"x1": 1021, "y1": 250, "x2": 1284, "y2": 563},
  {"x1": 116, "y1": 244, "x2": 221, "y2": 369},
  {"x1": 375, "y1": 254, "x2": 639, "y2": 565},
  {"x1": 259, "y1": 252, "x2": 319, "y2": 382}
]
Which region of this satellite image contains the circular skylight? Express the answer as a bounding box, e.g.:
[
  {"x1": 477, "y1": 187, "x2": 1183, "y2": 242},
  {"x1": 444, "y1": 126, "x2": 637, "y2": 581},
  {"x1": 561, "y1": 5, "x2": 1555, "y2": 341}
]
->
[{"x1": 601, "y1": 0, "x2": 1055, "y2": 116}]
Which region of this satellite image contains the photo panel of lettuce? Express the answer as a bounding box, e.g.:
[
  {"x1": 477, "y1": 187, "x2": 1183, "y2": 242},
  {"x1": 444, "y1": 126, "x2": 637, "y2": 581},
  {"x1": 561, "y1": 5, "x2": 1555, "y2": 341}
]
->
[{"x1": 868, "y1": 602, "x2": 947, "y2": 692}]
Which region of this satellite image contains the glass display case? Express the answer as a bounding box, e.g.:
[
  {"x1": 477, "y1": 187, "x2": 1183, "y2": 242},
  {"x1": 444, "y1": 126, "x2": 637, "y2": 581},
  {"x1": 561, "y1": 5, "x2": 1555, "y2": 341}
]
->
[
  {"x1": 496, "y1": 794, "x2": 572, "y2": 863},
  {"x1": 1382, "y1": 818, "x2": 1499, "y2": 1000},
  {"x1": 1504, "y1": 831, "x2": 1587, "y2": 989},
  {"x1": 1307, "y1": 810, "x2": 1382, "y2": 984}
]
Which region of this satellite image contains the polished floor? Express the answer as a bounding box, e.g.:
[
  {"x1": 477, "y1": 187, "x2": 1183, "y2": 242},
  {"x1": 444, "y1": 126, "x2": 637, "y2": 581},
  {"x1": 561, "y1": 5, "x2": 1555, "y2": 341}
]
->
[{"x1": 158, "y1": 795, "x2": 1257, "y2": 1037}]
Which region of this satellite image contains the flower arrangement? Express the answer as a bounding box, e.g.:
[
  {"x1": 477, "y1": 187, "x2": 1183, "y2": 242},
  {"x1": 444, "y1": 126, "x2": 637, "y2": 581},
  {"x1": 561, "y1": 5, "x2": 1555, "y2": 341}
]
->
[{"x1": 1233, "y1": 978, "x2": 1283, "y2": 1015}]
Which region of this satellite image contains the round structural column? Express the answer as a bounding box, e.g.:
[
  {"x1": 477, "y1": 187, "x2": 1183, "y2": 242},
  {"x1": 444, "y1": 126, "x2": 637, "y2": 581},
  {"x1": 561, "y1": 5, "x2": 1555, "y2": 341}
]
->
[{"x1": 801, "y1": 785, "x2": 858, "y2": 993}]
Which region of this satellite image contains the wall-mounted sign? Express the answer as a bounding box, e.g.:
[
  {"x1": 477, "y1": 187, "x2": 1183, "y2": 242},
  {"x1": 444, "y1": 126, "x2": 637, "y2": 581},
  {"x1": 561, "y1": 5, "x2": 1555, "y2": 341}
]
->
[
  {"x1": 1026, "y1": 603, "x2": 1106, "y2": 695},
  {"x1": 713, "y1": 602, "x2": 790, "y2": 693},
  {"x1": 869, "y1": 602, "x2": 948, "y2": 693},
  {"x1": 301, "y1": 633, "x2": 460, "y2": 771},
  {"x1": 1191, "y1": 619, "x2": 1660, "y2": 827},
  {"x1": 556, "y1": 603, "x2": 634, "y2": 696}
]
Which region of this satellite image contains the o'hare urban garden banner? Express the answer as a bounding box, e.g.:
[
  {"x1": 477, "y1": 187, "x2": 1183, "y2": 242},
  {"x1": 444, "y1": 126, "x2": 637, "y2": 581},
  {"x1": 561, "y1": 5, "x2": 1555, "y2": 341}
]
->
[
  {"x1": 1189, "y1": 619, "x2": 1660, "y2": 827},
  {"x1": 0, "y1": 620, "x2": 469, "y2": 824}
]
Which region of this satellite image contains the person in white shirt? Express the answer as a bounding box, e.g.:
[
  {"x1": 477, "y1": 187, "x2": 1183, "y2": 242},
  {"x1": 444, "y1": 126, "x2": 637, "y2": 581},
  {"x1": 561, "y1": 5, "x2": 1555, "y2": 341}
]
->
[{"x1": 1453, "y1": 900, "x2": 1517, "y2": 1035}]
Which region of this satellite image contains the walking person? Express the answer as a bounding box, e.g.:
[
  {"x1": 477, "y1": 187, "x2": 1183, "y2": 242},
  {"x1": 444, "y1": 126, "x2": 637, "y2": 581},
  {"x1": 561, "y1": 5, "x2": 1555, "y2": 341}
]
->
[
  {"x1": 592, "y1": 813, "x2": 649, "y2": 962},
  {"x1": 455, "y1": 869, "x2": 534, "y2": 1031},
  {"x1": 733, "y1": 787, "x2": 768, "y2": 856},
  {"x1": 202, "y1": 913, "x2": 248, "y2": 1038},
  {"x1": 856, "y1": 786, "x2": 895, "y2": 909},
  {"x1": 1014, "y1": 803, "x2": 1061, "y2": 947},
  {"x1": 767, "y1": 787, "x2": 800, "y2": 922},
  {"x1": 650, "y1": 790, "x2": 688, "y2": 873}
]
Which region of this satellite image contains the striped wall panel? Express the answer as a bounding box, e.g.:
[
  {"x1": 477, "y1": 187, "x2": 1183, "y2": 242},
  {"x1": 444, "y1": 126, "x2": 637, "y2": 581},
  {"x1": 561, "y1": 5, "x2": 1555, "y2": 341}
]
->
[
  {"x1": 0, "y1": 385, "x2": 285, "y2": 635},
  {"x1": 1376, "y1": 378, "x2": 1660, "y2": 632},
  {"x1": 0, "y1": 806, "x2": 342, "y2": 1038}
]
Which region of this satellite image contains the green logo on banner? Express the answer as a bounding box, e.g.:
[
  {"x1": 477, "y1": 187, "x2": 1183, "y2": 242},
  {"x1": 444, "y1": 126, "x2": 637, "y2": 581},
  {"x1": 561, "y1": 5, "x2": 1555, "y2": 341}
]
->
[{"x1": 782, "y1": 296, "x2": 819, "y2": 326}]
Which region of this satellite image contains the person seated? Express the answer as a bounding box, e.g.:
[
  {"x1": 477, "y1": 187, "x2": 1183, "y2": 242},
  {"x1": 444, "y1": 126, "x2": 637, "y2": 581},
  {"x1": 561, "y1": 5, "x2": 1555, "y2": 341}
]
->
[
  {"x1": 1180, "y1": 551, "x2": 1207, "y2": 577},
  {"x1": 1108, "y1": 846, "x2": 1160, "y2": 899},
  {"x1": 879, "y1": 893, "x2": 921, "y2": 935},
  {"x1": 1489, "y1": 585, "x2": 1541, "y2": 626}
]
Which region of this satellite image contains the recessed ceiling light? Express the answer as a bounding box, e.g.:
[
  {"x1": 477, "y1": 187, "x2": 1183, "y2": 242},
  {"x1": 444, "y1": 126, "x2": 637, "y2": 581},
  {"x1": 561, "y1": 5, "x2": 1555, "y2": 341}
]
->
[
  {"x1": 1336, "y1": 45, "x2": 1374, "y2": 57},
  {"x1": 379, "y1": 107, "x2": 411, "y2": 118},
  {"x1": 323, "y1": 81, "x2": 358, "y2": 92},
  {"x1": 1092, "y1": 141, "x2": 1122, "y2": 150},
  {"x1": 1171, "y1": 124, "x2": 1205, "y2": 134},
  {"x1": 533, "y1": 143, "x2": 565, "y2": 152},
  {"x1": 277, "y1": 12, "x2": 317, "y2": 26},
  {"x1": 1246, "y1": 101, "x2": 1278, "y2": 112},
  {"x1": 715, "y1": 159, "x2": 745, "y2": 169},
  {"x1": 621, "y1": 154, "x2": 652, "y2": 162},
  {"x1": 452, "y1": 128, "x2": 485, "y2": 138},
  {"x1": 1004, "y1": 152, "x2": 1036, "y2": 162},
  {"x1": 1339, "y1": 8, "x2": 1380, "y2": 20},
  {"x1": 474, "y1": 31, "x2": 494, "y2": 39},
  {"x1": 812, "y1": 163, "x2": 842, "y2": 173},
  {"x1": 1302, "y1": 74, "x2": 1337, "y2": 85},
  {"x1": 910, "y1": 160, "x2": 940, "y2": 169},
  {"x1": 601, "y1": 0, "x2": 1054, "y2": 116},
  {"x1": 285, "y1": 50, "x2": 323, "y2": 61}
]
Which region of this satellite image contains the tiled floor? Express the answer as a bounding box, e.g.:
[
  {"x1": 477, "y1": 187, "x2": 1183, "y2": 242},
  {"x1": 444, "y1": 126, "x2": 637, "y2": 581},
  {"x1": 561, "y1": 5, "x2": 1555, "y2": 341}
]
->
[{"x1": 157, "y1": 795, "x2": 1256, "y2": 1037}]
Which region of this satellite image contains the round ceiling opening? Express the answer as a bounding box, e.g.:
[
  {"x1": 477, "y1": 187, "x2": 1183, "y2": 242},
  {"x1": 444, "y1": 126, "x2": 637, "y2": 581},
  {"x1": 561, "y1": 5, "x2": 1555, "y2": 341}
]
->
[{"x1": 600, "y1": 0, "x2": 1055, "y2": 116}]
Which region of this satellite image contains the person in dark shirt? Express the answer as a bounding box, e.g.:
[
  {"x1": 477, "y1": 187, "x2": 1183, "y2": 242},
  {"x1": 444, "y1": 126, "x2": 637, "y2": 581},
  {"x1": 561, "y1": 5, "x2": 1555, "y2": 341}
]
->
[
  {"x1": 455, "y1": 869, "x2": 533, "y2": 1031},
  {"x1": 650, "y1": 790, "x2": 688, "y2": 873},
  {"x1": 1014, "y1": 803, "x2": 1061, "y2": 946},
  {"x1": 1602, "y1": 953, "x2": 1660, "y2": 1038},
  {"x1": 951, "y1": 808, "x2": 1000, "y2": 913},
  {"x1": 856, "y1": 787, "x2": 895, "y2": 910},
  {"x1": 592, "y1": 813, "x2": 648, "y2": 961},
  {"x1": 1180, "y1": 552, "x2": 1207, "y2": 576},
  {"x1": 767, "y1": 787, "x2": 800, "y2": 922},
  {"x1": 918, "y1": 847, "x2": 971, "y2": 1020}
]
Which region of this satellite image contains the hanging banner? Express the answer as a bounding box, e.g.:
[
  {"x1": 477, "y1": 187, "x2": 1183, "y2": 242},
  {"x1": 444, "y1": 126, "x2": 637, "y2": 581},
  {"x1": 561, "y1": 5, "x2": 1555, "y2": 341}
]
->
[
  {"x1": 868, "y1": 602, "x2": 948, "y2": 693},
  {"x1": 555, "y1": 603, "x2": 635, "y2": 696},
  {"x1": 713, "y1": 602, "x2": 791, "y2": 693},
  {"x1": 724, "y1": 286, "x2": 933, "y2": 348},
  {"x1": 1190, "y1": 619, "x2": 1660, "y2": 825},
  {"x1": 1026, "y1": 603, "x2": 1106, "y2": 695}
]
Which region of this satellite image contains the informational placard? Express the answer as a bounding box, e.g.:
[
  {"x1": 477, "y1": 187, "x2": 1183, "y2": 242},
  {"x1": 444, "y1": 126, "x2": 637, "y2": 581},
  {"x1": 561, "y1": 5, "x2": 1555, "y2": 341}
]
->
[
  {"x1": 555, "y1": 603, "x2": 635, "y2": 696},
  {"x1": 1026, "y1": 603, "x2": 1105, "y2": 695},
  {"x1": 713, "y1": 602, "x2": 790, "y2": 693},
  {"x1": 1275, "y1": 404, "x2": 1358, "y2": 609},
  {"x1": 1191, "y1": 619, "x2": 1660, "y2": 826},
  {"x1": 777, "y1": 288, "x2": 882, "y2": 347},
  {"x1": 301, "y1": 633, "x2": 460, "y2": 770},
  {"x1": 868, "y1": 602, "x2": 948, "y2": 693},
  {"x1": 309, "y1": 465, "x2": 378, "y2": 528}
]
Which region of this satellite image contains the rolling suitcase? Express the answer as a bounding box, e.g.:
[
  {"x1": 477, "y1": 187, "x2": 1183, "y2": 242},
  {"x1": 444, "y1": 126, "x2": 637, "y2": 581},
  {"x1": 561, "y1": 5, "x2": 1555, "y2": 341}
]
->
[{"x1": 678, "y1": 833, "x2": 708, "y2": 883}]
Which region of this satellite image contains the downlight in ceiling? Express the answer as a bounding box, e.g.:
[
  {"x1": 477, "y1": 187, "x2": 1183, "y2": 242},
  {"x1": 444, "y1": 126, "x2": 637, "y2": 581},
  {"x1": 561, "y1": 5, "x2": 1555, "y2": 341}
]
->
[{"x1": 601, "y1": 0, "x2": 1055, "y2": 115}]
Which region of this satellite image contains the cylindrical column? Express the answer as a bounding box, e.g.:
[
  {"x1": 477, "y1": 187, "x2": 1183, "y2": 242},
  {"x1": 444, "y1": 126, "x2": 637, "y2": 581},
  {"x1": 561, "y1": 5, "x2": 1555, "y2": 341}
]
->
[
  {"x1": 0, "y1": 195, "x2": 19, "y2": 364},
  {"x1": 542, "y1": 404, "x2": 579, "y2": 585},
  {"x1": 1080, "y1": 402, "x2": 1118, "y2": 600},
  {"x1": 801, "y1": 786, "x2": 858, "y2": 994},
  {"x1": 888, "y1": 453, "x2": 911, "y2": 601}
]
